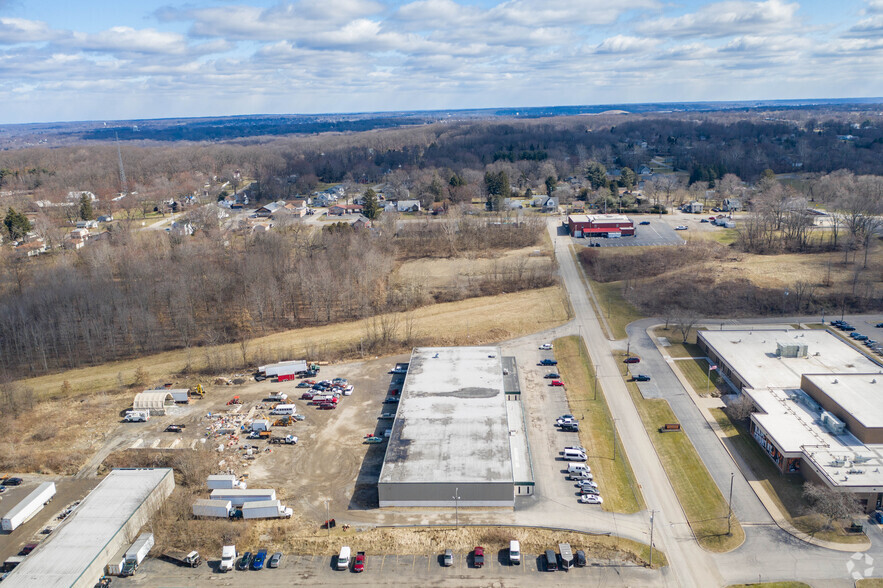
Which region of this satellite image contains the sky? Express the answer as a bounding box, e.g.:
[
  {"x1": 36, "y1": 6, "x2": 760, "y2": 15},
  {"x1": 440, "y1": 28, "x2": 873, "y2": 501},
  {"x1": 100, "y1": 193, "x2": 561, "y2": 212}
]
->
[{"x1": 1, "y1": 0, "x2": 882, "y2": 124}]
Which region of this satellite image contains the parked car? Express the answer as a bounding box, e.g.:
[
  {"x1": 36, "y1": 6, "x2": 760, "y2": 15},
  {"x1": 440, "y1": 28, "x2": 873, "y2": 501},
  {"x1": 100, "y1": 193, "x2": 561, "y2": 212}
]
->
[
  {"x1": 252, "y1": 549, "x2": 267, "y2": 570},
  {"x1": 624, "y1": 357, "x2": 640, "y2": 364},
  {"x1": 544, "y1": 373, "x2": 560, "y2": 379},
  {"x1": 564, "y1": 445, "x2": 587, "y2": 453},
  {"x1": 539, "y1": 343, "x2": 553, "y2": 350},
  {"x1": 443, "y1": 549, "x2": 453, "y2": 566},
  {"x1": 317, "y1": 402, "x2": 337, "y2": 410},
  {"x1": 579, "y1": 486, "x2": 600, "y2": 495},
  {"x1": 579, "y1": 494, "x2": 603, "y2": 504},
  {"x1": 556, "y1": 416, "x2": 576, "y2": 426},
  {"x1": 165, "y1": 425, "x2": 183, "y2": 433},
  {"x1": 551, "y1": 380, "x2": 564, "y2": 387},
  {"x1": 364, "y1": 436, "x2": 384, "y2": 444},
  {"x1": 700, "y1": 219, "x2": 709, "y2": 223},
  {"x1": 633, "y1": 374, "x2": 651, "y2": 382},
  {"x1": 873, "y1": 510, "x2": 883, "y2": 524},
  {"x1": 384, "y1": 397, "x2": 400, "y2": 403},
  {"x1": 540, "y1": 359, "x2": 558, "y2": 366},
  {"x1": 473, "y1": 546, "x2": 484, "y2": 568},
  {"x1": 354, "y1": 551, "x2": 366, "y2": 572},
  {"x1": 575, "y1": 550, "x2": 587, "y2": 567},
  {"x1": 842, "y1": 325, "x2": 856, "y2": 331},
  {"x1": 876, "y1": 323, "x2": 883, "y2": 328},
  {"x1": 300, "y1": 392, "x2": 315, "y2": 400},
  {"x1": 2, "y1": 477, "x2": 23, "y2": 486},
  {"x1": 296, "y1": 381, "x2": 312, "y2": 388},
  {"x1": 577, "y1": 479, "x2": 599, "y2": 490},
  {"x1": 569, "y1": 471, "x2": 594, "y2": 481},
  {"x1": 268, "y1": 552, "x2": 283, "y2": 568},
  {"x1": 236, "y1": 552, "x2": 253, "y2": 571},
  {"x1": 560, "y1": 423, "x2": 580, "y2": 432},
  {"x1": 639, "y1": 221, "x2": 650, "y2": 225},
  {"x1": 674, "y1": 225, "x2": 688, "y2": 230}
]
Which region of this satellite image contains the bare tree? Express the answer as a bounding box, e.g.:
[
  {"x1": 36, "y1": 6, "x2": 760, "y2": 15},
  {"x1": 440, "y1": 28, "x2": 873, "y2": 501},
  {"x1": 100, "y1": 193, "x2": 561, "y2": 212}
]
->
[{"x1": 803, "y1": 483, "x2": 860, "y2": 530}]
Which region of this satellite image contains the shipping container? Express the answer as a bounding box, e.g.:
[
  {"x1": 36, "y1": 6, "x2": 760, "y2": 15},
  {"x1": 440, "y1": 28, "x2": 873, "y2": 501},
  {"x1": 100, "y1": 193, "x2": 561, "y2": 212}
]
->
[
  {"x1": 1, "y1": 482, "x2": 56, "y2": 531},
  {"x1": 192, "y1": 499, "x2": 232, "y2": 518},
  {"x1": 260, "y1": 360, "x2": 307, "y2": 377},
  {"x1": 206, "y1": 474, "x2": 245, "y2": 489},
  {"x1": 106, "y1": 545, "x2": 128, "y2": 576}
]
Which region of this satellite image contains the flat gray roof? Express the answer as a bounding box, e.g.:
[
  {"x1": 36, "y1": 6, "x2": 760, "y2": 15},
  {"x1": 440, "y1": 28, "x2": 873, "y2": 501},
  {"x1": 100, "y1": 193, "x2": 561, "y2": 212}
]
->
[
  {"x1": 804, "y1": 373, "x2": 883, "y2": 429},
  {"x1": 506, "y1": 400, "x2": 534, "y2": 485},
  {"x1": 379, "y1": 347, "x2": 513, "y2": 485},
  {"x1": 701, "y1": 329, "x2": 881, "y2": 389},
  {"x1": 4, "y1": 468, "x2": 172, "y2": 588}
]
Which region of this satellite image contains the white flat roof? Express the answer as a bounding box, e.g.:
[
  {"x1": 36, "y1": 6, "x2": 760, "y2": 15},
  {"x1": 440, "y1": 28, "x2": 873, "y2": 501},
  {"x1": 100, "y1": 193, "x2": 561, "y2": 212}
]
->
[
  {"x1": 746, "y1": 387, "x2": 883, "y2": 491},
  {"x1": 379, "y1": 347, "x2": 513, "y2": 485},
  {"x1": 804, "y1": 373, "x2": 883, "y2": 430},
  {"x1": 568, "y1": 214, "x2": 631, "y2": 224},
  {"x1": 4, "y1": 469, "x2": 172, "y2": 588},
  {"x1": 701, "y1": 329, "x2": 881, "y2": 389}
]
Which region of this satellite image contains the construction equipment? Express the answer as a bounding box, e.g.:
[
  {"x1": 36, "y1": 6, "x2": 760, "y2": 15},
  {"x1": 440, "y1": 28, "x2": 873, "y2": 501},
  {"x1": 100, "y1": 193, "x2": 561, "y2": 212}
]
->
[
  {"x1": 226, "y1": 396, "x2": 241, "y2": 406},
  {"x1": 273, "y1": 416, "x2": 293, "y2": 427},
  {"x1": 191, "y1": 384, "x2": 206, "y2": 399}
]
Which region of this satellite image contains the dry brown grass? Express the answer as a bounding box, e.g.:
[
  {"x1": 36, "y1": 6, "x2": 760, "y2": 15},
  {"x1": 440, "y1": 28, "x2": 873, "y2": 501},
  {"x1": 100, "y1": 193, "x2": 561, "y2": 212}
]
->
[{"x1": 16, "y1": 286, "x2": 571, "y2": 399}]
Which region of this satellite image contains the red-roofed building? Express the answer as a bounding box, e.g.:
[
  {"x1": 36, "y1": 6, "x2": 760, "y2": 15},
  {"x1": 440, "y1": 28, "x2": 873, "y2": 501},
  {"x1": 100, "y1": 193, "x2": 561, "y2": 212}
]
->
[{"x1": 566, "y1": 214, "x2": 634, "y2": 238}]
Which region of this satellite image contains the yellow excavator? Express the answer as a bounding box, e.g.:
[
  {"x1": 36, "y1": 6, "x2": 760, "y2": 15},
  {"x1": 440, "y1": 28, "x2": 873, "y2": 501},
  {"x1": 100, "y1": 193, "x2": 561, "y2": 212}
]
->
[{"x1": 191, "y1": 384, "x2": 206, "y2": 399}]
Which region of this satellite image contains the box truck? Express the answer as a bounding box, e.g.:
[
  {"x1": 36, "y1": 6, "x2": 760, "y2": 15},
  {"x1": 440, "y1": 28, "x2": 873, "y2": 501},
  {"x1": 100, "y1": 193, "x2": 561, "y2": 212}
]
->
[
  {"x1": 241, "y1": 500, "x2": 293, "y2": 519},
  {"x1": 210, "y1": 489, "x2": 276, "y2": 507},
  {"x1": 206, "y1": 475, "x2": 246, "y2": 490},
  {"x1": 192, "y1": 499, "x2": 232, "y2": 518}
]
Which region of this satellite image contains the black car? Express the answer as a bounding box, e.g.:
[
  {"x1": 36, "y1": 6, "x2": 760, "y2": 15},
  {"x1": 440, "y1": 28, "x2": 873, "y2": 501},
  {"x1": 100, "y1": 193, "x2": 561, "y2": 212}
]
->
[
  {"x1": 876, "y1": 323, "x2": 883, "y2": 328},
  {"x1": 633, "y1": 374, "x2": 651, "y2": 382},
  {"x1": 574, "y1": 550, "x2": 586, "y2": 567},
  {"x1": 237, "y1": 552, "x2": 253, "y2": 571},
  {"x1": 540, "y1": 359, "x2": 558, "y2": 366},
  {"x1": 2, "y1": 477, "x2": 23, "y2": 486},
  {"x1": 560, "y1": 423, "x2": 580, "y2": 432},
  {"x1": 544, "y1": 373, "x2": 560, "y2": 379}
]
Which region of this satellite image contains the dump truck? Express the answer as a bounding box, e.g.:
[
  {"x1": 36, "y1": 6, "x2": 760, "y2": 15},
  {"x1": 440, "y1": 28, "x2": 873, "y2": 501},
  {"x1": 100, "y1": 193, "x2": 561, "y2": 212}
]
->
[{"x1": 162, "y1": 550, "x2": 202, "y2": 567}]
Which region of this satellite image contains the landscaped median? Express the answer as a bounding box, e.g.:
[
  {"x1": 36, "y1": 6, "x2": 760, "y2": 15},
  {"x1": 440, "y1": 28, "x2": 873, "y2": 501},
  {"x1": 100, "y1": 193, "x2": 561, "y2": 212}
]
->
[
  {"x1": 616, "y1": 351, "x2": 745, "y2": 552},
  {"x1": 553, "y1": 336, "x2": 645, "y2": 514}
]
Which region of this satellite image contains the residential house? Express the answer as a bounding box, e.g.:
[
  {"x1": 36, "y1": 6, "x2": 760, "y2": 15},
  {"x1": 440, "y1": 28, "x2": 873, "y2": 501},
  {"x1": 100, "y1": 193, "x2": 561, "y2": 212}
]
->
[
  {"x1": 70, "y1": 228, "x2": 90, "y2": 240},
  {"x1": 76, "y1": 220, "x2": 99, "y2": 229},
  {"x1": 169, "y1": 221, "x2": 194, "y2": 236},
  {"x1": 394, "y1": 200, "x2": 421, "y2": 213},
  {"x1": 283, "y1": 199, "x2": 308, "y2": 217},
  {"x1": 255, "y1": 200, "x2": 286, "y2": 217},
  {"x1": 637, "y1": 165, "x2": 652, "y2": 176},
  {"x1": 352, "y1": 215, "x2": 372, "y2": 230},
  {"x1": 329, "y1": 204, "x2": 363, "y2": 216},
  {"x1": 67, "y1": 190, "x2": 98, "y2": 203},
  {"x1": 723, "y1": 198, "x2": 742, "y2": 212},
  {"x1": 15, "y1": 239, "x2": 47, "y2": 257}
]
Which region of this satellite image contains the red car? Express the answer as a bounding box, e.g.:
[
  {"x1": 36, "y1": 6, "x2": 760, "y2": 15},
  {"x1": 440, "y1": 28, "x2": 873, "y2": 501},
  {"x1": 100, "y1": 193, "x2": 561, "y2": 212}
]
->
[
  {"x1": 551, "y1": 380, "x2": 564, "y2": 387},
  {"x1": 300, "y1": 392, "x2": 314, "y2": 400},
  {"x1": 473, "y1": 546, "x2": 484, "y2": 568},
  {"x1": 624, "y1": 357, "x2": 640, "y2": 364},
  {"x1": 317, "y1": 402, "x2": 337, "y2": 410},
  {"x1": 354, "y1": 551, "x2": 366, "y2": 572}
]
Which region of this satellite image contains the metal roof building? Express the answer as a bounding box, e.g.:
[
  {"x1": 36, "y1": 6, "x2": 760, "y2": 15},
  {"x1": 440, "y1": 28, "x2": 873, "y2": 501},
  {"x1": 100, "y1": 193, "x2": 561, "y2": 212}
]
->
[
  {"x1": 3, "y1": 468, "x2": 174, "y2": 588},
  {"x1": 378, "y1": 346, "x2": 529, "y2": 507}
]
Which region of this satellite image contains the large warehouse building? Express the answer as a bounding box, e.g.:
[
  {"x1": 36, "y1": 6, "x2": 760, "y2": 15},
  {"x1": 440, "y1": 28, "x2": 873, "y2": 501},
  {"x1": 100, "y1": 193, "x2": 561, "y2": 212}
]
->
[
  {"x1": 699, "y1": 329, "x2": 883, "y2": 512},
  {"x1": 378, "y1": 346, "x2": 533, "y2": 507},
  {"x1": 3, "y1": 468, "x2": 174, "y2": 588}
]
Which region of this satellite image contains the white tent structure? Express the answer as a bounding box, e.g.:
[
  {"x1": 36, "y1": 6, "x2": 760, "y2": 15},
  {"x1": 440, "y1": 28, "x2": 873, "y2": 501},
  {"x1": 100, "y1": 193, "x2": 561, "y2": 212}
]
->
[{"x1": 133, "y1": 391, "x2": 174, "y2": 415}]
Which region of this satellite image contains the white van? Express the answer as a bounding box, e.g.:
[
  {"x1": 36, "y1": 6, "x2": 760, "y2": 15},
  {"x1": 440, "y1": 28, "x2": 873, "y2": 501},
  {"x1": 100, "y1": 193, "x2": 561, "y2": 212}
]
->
[
  {"x1": 509, "y1": 540, "x2": 521, "y2": 565},
  {"x1": 563, "y1": 448, "x2": 587, "y2": 461},
  {"x1": 337, "y1": 546, "x2": 351, "y2": 570},
  {"x1": 567, "y1": 463, "x2": 590, "y2": 474}
]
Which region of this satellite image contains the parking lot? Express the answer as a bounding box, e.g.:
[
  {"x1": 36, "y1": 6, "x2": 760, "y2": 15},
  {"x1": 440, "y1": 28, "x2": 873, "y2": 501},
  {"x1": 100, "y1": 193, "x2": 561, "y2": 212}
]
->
[
  {"x1": 567, "y1": 211, "x2": 734, "y2": 248},
  {"x1": 120, "y1": 549, "x2": 657, "y2": 587}
]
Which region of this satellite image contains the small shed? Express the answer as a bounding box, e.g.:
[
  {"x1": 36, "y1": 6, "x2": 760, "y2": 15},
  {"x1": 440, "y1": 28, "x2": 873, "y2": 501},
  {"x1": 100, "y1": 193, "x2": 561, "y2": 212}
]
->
[
  {"x1": 133, "y1": 391, "x2": 175, "y2": 416},
  {"x1": 251, "y1": 419, "x2": 270, "y2": 432},
  {"x1": 167, "y1": 389, "x2": 190, "y2": 403}
]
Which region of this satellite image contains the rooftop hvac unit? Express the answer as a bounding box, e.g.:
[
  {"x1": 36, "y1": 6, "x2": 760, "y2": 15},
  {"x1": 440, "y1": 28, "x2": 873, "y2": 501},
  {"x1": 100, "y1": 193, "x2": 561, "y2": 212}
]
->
[
  {"x1": 795, "y1": 390, "x2": 821, "y2": 412},
  {"x1": 776, "y1": 342, "x2": 808, "y2": 358},
  {"x1": 820, "y1": 410, "x2": 846, "y2": 435}
]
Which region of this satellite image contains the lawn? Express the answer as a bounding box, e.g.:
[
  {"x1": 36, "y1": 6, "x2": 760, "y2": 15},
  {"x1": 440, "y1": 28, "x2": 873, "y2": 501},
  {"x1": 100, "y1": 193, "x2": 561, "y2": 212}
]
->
[
  {"x1": 857, "y1": 580, "x2": 883, "y2": 588},
  {"x1": 711, "y1": 408, "x2": 870, "y2": 545},
  {"x1": 553, "y1": 336, "x2": 645, "y2": 514},
  {"x1": 17, "y1": 286, "x2": 571, "y2": 399},
  {"x1": 676, "y1": 356, "x2": 725, "y2": 397},
  {"x1": 620, "y1": 353, "x2": 745, "y2": 552},
  {"x1": 589, "y1": 279, "x2": 644, "y2": 340}
]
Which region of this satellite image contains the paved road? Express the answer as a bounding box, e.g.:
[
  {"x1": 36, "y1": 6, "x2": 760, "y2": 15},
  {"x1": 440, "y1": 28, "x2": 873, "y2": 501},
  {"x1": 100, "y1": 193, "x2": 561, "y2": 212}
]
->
[
  {"x1": 549, "y1": 221, "x2": 720, "y2": 588},
  {"x1": 626, "y1": 318, "x2": 773, "y2": 525}
]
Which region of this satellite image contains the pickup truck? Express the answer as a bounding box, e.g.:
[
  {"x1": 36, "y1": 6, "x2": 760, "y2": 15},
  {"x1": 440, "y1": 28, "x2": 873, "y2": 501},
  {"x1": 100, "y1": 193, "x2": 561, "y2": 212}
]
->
[
  {"x1": 633, "y1": 374, "x2": 651, "y2": 382},
  {"x1": 269, "y1": 435, "x2": 298, "y2": 445},
  {"x1": 162, "y1": 550, "x2": 202, "y2": 568}
]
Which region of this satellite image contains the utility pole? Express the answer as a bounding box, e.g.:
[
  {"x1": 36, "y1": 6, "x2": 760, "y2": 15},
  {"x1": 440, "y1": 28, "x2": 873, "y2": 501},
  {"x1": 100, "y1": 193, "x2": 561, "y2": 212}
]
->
[
  {"x1": 593, "y1": 362, "x2": 597, "y2": 401},
  {"x1": 727, "y1": 472, "x2": 735, "y2": 535},
  {"x1": 706, "y1": 362, "x2": 711, "y2": 396},
  {"x1": 612, "y1": 418, "x2": 618, "y2": 461},
  {"x1": 324, "y1": 499, "x2": 330, "y2": 537},
  {"x1": 649, "y1": 510, "x2": 655, "y2": 568},
  {"x1": 453, "y1": 487, "x2": 460, "y2": 528}
]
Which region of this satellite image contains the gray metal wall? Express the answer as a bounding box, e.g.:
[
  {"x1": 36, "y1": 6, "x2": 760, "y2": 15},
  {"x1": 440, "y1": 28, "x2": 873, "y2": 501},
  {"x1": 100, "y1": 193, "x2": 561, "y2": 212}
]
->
[{"x1": 378, "y1": 481, "x2": 513, "y2": 507}]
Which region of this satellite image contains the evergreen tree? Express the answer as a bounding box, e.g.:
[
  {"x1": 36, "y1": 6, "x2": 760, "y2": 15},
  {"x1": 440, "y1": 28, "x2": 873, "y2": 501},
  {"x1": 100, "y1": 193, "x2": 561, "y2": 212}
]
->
[
  {"x1": 545, "y1": 175, "x2": 557, "y2": 196},
  {"x1": 484, "y1": 171, "x2": 510, "y2": 211},
  {"x1": 362, "y1": 188, "x2": 380, "y2": 220},
  {"x1": 3, "y1": 207, "x2": 32, "y2": 240},
  {"x1": 585, "y1": 161, "x2": 608, "y2": 190},
  {"x1": 79, "y1": 193, "x2": 94, "y2": 220}
]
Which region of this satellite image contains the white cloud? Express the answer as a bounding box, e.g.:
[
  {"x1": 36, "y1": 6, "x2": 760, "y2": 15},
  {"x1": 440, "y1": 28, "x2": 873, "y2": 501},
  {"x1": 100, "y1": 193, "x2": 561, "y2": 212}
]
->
[
  {"x1": 0, "y1": 17, "x2": 60, "y2": 43},
  {"x1": 845, "y1": 15, "x2": 883, "y2": 37},
  {"x1": 637, "y1": 0, "x2": 799, "y2": 39},
  {"x1": 593, "y1": 35, "x2": 658, "y2": 55},
  {"x1": 866, "y1": 0, "x2": 883, "y2": 14}
]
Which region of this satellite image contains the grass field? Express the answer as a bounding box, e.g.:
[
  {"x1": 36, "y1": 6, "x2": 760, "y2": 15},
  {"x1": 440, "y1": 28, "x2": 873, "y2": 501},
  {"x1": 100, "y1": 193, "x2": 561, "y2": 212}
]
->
[
  {"x1": 553, "y1": 336, "x2": 645, "y2": 514},
  {"x1": 857, "y1": 580, "x2": 883, "y2": 588},
  {"x1": 17, "y1": 286, "x2": 571, "y2": 399},
  {"x1": 619, "y1": 353, "x2": 744, "y2": 552},
  {"x1": 711, "y1": 408, "x2": 869, "y2": 544},
  {"x1": 676, "y1": 356, "x2": 725, "y2": 397},
  {"x1": 589, "y1": 279, "x2": 644, "y2": 340}
]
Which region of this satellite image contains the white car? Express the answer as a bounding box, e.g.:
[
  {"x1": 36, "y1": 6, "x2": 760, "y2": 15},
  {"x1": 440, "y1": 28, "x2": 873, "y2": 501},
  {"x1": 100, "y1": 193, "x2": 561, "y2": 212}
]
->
[
  {"x1": 577, "y1": 480, "x2": 599, "y2": 490},
  {"x1": 579, "y1": 494, "x2": 603, "y2": 504},
  {"x1": 556, "y1": 417, "x2": 577, "y2": 427},
  {"x1": 539, "y1": 343, "x2": 553, "y2": 350},
  {"x1": 674, "y1": 225, "x2": 688, "y2": 230},
  {"x1": 564, "y1": 446, "x2": 586, "y2": 454}
]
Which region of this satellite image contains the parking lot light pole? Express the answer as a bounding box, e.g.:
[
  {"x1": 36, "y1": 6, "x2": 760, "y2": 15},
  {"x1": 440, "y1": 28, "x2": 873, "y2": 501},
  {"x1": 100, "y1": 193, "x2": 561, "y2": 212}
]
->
[
  {"x1": 649, "y1": 510, "x2": 655, "y2": 568},
  {"x1": 453, "y1": 487, "x2": 460, "y2": 528},
  {"x1": 727, "y1": 472, "x2": 734, "y2": 535},
  {"x1": 612, "y1": 418, "x2": 619, "y2": 461}
]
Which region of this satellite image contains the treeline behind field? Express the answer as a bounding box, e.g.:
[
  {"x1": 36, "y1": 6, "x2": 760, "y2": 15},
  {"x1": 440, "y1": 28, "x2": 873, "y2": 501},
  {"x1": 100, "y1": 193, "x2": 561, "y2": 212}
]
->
[{"x1": 0, "y1": 218, "x2": 547, "y2": 378}]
